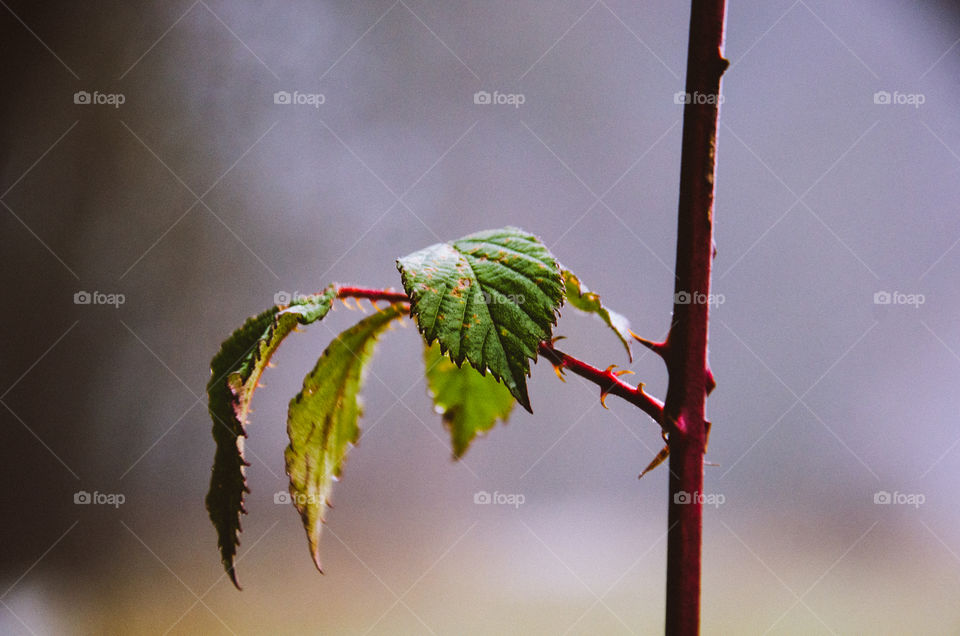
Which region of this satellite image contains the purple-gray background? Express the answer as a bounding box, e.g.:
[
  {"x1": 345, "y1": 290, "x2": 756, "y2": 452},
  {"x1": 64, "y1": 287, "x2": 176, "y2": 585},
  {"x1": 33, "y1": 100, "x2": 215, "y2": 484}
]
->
[{"x1": 1, "y1": 1, "x2": 958, "y2": 633}]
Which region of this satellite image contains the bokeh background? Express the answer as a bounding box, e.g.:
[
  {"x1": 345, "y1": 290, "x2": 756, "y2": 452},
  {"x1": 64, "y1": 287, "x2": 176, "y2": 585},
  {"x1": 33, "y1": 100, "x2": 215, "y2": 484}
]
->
[{"x1": 2, "y1": 1, "x2": 959, "y2": 633}]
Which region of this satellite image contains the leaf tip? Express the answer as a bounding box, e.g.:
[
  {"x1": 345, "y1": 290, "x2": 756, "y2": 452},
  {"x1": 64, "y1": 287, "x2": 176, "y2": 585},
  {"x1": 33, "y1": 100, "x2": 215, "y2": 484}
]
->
[
  {"x1": 227, "y1": 565, "x2": 242, "y2": 590},
  {"x1": 312, "y1": 552, "x2": 325, "y2": 574}
]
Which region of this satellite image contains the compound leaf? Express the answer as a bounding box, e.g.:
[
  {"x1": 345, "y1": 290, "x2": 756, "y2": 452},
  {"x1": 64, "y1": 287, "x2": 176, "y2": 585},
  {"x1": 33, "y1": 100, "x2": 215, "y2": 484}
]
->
[
  {"x1": 424, "y1": 342, "x2": 515, "y2": 459},
  {"x1": 206, "y1": 286, "x2": 337, "y2": 588},
  {"x1": 562, "y1": 269, "x2": 633, "y2": 361},
  {"x1": 397, "y1": 227, "x2": 563, "y2": 411},
  {"x1": 284, "y1": 303, "x2": 405, "y2": 572}
]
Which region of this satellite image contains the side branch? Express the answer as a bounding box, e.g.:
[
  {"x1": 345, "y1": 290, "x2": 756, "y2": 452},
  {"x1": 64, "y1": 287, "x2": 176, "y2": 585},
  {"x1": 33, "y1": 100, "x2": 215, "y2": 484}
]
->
[
  {"x1": 332, "y1": 286, "x2": 666, "y2": 427},
  {"x1": 538, "y1": 341, "x2": 666, "y2": 428},
  {"x1": 337, "y1": 286, "x2": 410, "y2": 305},
  {"x1": 337, "y1": 287, "x2": 670, "y2": 424}
]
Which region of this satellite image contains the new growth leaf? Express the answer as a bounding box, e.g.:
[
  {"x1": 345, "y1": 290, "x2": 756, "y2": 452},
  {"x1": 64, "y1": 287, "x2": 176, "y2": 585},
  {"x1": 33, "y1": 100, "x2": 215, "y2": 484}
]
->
[{"x1": 562, "y1": 269, "x2": 633, "y2": 361}]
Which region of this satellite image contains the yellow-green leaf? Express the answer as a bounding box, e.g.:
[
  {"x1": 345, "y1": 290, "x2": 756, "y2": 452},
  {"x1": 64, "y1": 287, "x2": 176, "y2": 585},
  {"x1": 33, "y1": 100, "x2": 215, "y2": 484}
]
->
[
  {"x1": 562, "y1": 269, "x2": 633, "y2": 361},
  {"x1": 284, "y1": 304, "x2": 405, "y2": 571},
  {"x1": 424, "y1": 342, "x2": 515, "y2": 459}
]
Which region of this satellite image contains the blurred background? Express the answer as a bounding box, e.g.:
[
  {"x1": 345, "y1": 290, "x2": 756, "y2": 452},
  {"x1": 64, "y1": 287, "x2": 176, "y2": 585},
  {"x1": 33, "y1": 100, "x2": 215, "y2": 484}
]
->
[{"x1": 2, "y1": 0, "x2": 959, "y2": 633}]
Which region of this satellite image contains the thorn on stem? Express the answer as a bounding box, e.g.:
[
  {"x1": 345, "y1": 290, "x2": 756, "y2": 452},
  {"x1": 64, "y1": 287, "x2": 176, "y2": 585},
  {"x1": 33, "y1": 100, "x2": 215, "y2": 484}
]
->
[
  {"x1": 552, "y1": 364, "x2": 566, "y2": 382},
  {"x1": 629, "y1": 330, "x2": 669, "y2": 358},
  {"x1": 639, "y1": 444, "x2": 670, "y2": 479}
]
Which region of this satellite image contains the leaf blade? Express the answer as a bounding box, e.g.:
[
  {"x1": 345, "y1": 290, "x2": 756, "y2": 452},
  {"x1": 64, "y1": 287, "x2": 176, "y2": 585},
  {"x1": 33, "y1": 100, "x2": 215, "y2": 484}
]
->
[
  {"x1": 397, "y1": 227, "x2": 563, "y2": 411},
  {"x1": 284, "y1": 304, "x2": 405, "y2": 571},
  {"x1": 423, "y1": 342, "x2": 515, "y2": 458},
  {"x1": 205, "y1": 286, "x2": 337, "y2": 587},
  {"x1": 562, "y1": 269, "x2": 633, "y2": 361}
]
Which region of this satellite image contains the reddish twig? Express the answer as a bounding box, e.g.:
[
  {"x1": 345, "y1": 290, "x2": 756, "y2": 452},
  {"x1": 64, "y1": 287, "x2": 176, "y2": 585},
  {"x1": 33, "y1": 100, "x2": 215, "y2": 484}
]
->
[
  {"x1": 336, "y1": 286, "x2": 410, "y2": 305},
  {"x1": 333, "y1": 286, "x2": 667, "y2": 429},
  {"x1": 663, "y1": 1, "x2": 728, "y2": 634},
  {"x1": 537, "y1": 340, "x2": 666, "y2": 427}
]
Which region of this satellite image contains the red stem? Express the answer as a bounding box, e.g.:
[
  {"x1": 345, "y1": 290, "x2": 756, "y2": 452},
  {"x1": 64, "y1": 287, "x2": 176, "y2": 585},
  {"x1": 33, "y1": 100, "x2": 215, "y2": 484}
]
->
[
  {"x1": 664, "y1": 1, "x2": 727, "y2": 634},
  {"x1": 537, "y1": 341, "x2": 665, "y2": 427},
  {"x1": 337, "y1": 286, "x2": 410, "y2": 304},
  {"x1": 334, "y1": 286, "x2": 666, "y2": 424}
]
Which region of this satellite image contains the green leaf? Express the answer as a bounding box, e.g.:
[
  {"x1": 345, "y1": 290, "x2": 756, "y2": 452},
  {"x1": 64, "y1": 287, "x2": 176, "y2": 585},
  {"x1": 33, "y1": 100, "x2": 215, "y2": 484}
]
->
[
  {"x1": 424, "y1": 342, "x2": 515, "y2": 459},
  {"x1": 206, "y1": 286, "x2": 337, "y2": 588},
  {"x1": 284, "y1": 303, "x2": 405, "y2": 572},
  {"x1": 562, "y1": 269, "x2": 633, "y2": 361},
  {"x1": 397, "y1": 227, "x2": 563, "y2": 411}
]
